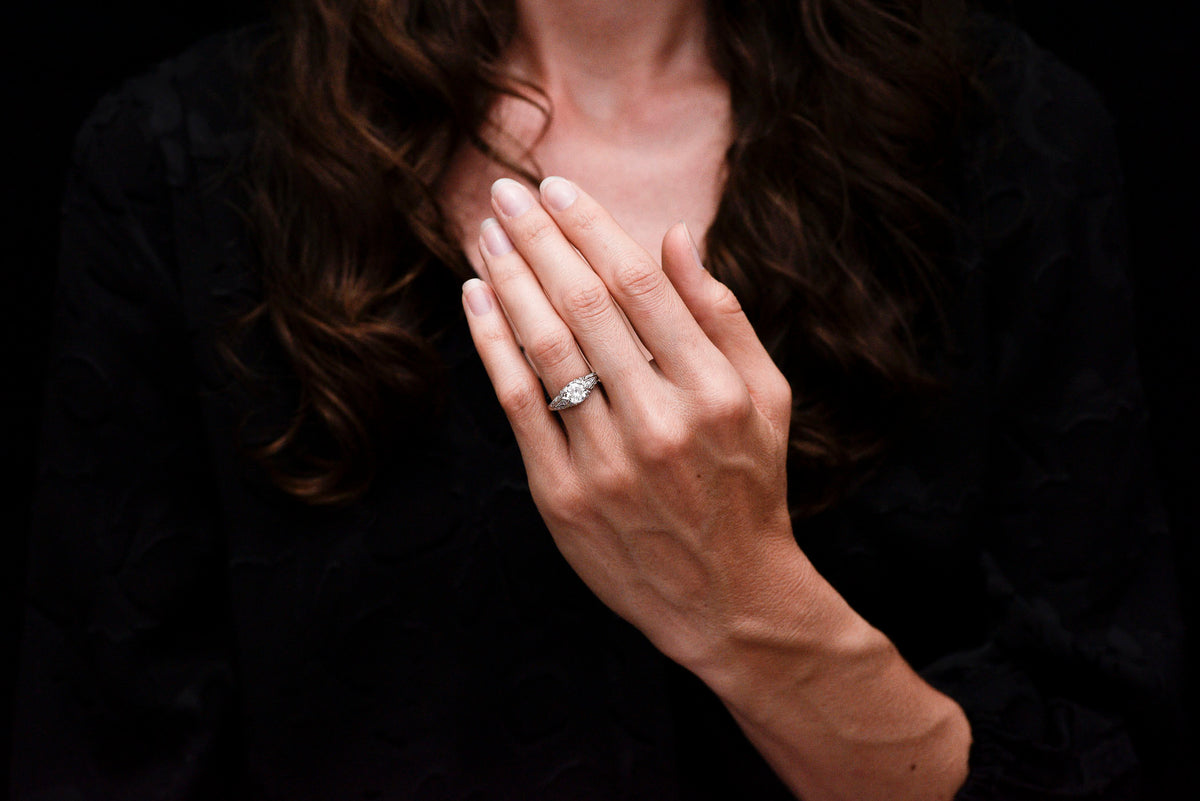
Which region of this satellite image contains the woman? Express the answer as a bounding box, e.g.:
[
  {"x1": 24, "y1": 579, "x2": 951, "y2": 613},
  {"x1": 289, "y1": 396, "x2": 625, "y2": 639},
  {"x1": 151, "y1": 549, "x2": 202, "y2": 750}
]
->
[{"x1": 13, "y1": 0, "x2": 1182, "y2": 799}]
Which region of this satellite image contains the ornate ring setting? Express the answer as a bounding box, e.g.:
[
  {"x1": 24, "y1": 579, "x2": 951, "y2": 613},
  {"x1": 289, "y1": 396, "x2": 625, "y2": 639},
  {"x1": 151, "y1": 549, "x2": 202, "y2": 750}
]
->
[{"x1": 548, "y1": 372, "x2": 600, "y2": 411}]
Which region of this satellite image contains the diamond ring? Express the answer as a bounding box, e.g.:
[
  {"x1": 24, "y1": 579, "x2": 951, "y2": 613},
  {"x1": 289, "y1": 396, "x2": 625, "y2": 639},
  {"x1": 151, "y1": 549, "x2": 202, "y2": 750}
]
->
[{"x1": 548, "y1": 372, "x2": 600, "y2": 411}]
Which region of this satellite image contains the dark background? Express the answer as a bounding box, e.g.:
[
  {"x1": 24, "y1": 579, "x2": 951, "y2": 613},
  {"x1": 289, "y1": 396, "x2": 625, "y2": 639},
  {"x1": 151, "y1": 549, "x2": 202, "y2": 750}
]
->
[{"x1": 4, "y1": 1, "x2": 1196, "y2": 794}]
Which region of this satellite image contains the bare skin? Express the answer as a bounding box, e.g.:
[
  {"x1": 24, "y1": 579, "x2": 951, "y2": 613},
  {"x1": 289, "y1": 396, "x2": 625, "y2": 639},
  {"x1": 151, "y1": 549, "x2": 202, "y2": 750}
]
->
[
  {"x1": 446, "y1": 2, "x2": 973, "y2": 799},
  {"x1": 441, "y1": 0, "x2": 730, "y2": 274}
]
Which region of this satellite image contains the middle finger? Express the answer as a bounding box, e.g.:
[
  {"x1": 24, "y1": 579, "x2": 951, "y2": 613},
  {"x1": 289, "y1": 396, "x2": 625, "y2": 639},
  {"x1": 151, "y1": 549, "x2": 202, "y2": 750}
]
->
[
  {"x1": 477, "y1": 218, "x2": 609, "y2": 430},
  {"x1": 489, "y1": 178, "x2": 655, "y2": 405}
]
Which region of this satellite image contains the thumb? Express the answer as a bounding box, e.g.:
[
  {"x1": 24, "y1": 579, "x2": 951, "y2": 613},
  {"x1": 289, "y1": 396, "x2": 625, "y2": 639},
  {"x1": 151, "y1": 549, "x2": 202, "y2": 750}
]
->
[{"x1": 661, "y1": 223, "x2": 792, "y2": 430}]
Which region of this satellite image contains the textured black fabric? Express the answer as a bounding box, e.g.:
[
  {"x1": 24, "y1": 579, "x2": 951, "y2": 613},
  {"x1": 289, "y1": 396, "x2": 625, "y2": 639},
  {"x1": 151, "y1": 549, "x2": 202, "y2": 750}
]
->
[{"x1": 12, "y1": 18, "x2": 1184, "y2": 801}]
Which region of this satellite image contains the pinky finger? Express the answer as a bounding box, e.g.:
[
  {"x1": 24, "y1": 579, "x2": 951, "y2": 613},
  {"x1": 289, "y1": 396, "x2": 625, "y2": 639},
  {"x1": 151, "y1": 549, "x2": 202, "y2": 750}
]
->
[{"x1": 462, "y1": 278, "x2": 570, "y2": 467}]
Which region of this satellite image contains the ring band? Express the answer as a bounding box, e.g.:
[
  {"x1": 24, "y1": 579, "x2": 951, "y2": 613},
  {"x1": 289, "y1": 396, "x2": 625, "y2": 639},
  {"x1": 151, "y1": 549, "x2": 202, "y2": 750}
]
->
[{"x1": 548, "y1": 372, "x2": 600, "y2": 411}]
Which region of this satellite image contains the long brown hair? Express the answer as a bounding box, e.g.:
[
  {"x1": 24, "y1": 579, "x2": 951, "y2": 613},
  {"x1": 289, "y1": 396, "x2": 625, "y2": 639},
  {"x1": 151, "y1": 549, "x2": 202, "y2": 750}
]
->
[{"x1": 242, "y1": 0, "x2": 973, "y2": 510}]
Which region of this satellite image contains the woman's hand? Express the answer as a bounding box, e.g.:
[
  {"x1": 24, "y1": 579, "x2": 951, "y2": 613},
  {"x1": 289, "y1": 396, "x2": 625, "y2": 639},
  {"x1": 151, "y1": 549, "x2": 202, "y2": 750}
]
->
[
  {"x1": 461, "y1": 176, "x2": 809, "y2": 671},
  {"x1": 462, "y1": 176, "x2": 971, "y2": 801}
]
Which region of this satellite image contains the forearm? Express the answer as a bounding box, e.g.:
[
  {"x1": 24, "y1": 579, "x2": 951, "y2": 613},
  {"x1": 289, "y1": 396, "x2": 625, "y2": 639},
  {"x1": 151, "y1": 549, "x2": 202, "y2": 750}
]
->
[{"x1": 688, "y1": 546, "x2": 971, "y2": 801}]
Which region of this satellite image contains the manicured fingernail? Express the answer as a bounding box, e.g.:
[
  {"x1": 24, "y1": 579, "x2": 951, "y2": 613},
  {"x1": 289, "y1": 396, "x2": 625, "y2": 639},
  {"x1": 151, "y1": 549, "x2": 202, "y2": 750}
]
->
[
  {"x1": 683, "y1": 222, "x2": 706, "y2": 270},
  {"x1": 540, "y1": 176, "x2": 578, "y2": 211},
  {"x1": 463, "y1": 278, "x2": 494, "y2": 315},
  {"x1": 480, "y1": 218, "x2": 513, "y2": 256},
  {"x1": 492, "y1": 178, "x2": 534, "y2": 217}
]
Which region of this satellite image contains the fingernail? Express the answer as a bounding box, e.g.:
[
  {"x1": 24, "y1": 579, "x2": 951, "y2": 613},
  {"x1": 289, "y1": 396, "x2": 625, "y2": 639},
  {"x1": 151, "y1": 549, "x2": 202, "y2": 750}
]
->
[
  {"x1": 683, "y1": 222, "x2": 706, "y2": 270},
  {"x1": 540, "y1": 176, "x2": 578, "y2": 211},
  {"x1": 492, "y1": 178, "x2": 534, "y2": 218},
  {"x1": 480, "y1": 218, "x2": 513, "y2": 256},
  {"x1": 463, "y1": 278, "x2": 494, "y2": 316}
]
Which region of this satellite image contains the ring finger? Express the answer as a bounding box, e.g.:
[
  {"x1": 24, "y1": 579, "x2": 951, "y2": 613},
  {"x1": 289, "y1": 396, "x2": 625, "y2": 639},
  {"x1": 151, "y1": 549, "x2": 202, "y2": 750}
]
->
[{"x1": 478, "y1": 218, "x2": 608, "y2": 428}]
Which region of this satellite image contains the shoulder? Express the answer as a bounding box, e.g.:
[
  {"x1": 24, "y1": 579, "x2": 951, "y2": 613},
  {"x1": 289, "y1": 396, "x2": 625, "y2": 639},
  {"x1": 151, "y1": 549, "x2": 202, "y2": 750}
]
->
[
  {"x1": 56, "y1": 27, "x2": 269, "y2": 372},
  {"x1": 943, "y1": 18, "x2": 1137, "y2": 391},
  {"x1": 61, "y1": 27, "x2": 267, "y2": 302},
  {"x1": 958, "y1": 15, "x2": 1122, "y2": 207},
  {"x1": 952, "y1": 16, "x2": 1127, "y2": 281},
  {"x1": 68, "y1": 26, "x2": 263, "y2": 205}
]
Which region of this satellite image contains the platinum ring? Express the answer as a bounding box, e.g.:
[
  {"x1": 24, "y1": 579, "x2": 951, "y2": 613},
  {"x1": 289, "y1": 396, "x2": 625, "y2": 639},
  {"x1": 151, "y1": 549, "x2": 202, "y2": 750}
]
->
[{"x1": 548, "y1": 372, "x2": 600, "y2": 411}]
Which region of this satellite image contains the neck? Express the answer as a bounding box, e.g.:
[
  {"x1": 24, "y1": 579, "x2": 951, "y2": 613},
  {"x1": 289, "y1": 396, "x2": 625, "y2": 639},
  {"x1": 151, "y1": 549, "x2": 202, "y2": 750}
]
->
[{"x1": 508, "y1": 0, "x2": 714, "y2": 119}]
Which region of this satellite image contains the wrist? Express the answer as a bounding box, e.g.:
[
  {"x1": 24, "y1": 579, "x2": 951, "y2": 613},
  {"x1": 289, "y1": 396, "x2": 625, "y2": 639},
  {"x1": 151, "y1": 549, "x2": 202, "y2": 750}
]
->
[
  {"x1": 683, "y1": 539, "x2": 971, "y2": 801},
  {"x1": 683, "y1": 533, "x2": 874, "y2": 708},
  {"x1": 683, "y1": 537, "x2": 947, "y2": 729}
]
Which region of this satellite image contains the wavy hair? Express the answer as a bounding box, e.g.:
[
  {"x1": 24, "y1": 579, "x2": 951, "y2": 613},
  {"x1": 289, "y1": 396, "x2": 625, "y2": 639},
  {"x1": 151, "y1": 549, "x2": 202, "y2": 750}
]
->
[{"x1": 242, "y1": 0, "x2": 974, "y2": 510}]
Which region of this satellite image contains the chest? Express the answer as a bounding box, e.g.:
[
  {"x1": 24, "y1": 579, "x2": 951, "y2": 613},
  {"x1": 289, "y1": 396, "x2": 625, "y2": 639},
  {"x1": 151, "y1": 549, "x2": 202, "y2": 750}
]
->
[{"x1": 441, "y1": 94, "x2": 731, "y2": 277}]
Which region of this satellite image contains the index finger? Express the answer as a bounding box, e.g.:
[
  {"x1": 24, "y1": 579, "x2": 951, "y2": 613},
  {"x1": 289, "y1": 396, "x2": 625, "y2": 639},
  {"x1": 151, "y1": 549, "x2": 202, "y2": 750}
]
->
[
  {"x1": 487, "y1": 179, "x2": 655, "y2": 405},
  {"x1": 538, "y1": 177, "x2": 723, "y2": 386}
]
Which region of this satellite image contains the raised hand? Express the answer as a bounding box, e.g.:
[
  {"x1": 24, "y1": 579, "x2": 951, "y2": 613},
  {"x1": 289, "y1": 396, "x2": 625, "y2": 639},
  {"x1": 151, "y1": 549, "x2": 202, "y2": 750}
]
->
[
  {"x1": 461, "y1": 175, "x2": 804, "y2": 670},
  {"x1": 461, "y1": 177, "x2": 970, "y2": 801}
]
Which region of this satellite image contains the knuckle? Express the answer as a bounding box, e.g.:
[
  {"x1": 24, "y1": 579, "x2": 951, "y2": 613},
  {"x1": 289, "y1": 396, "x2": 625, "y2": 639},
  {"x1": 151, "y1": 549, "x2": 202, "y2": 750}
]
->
[
  {"x1": 560, "y1": 281, "x2": 612, "y2": 324},
  {"x1": 571, "y1": 205, "x2": 603, "y2": 232},
  {"x1": 517, "y1": 216, "x2": 557, "y2": 247},
  {"x1": 487, "y1": 259, "x2": 525, "y2": 290},
  {"x1": 478, "y1": 324, "x2": 513, "y2": 349},
  {"x1": 536, "y1": 477, "x2": 586, "y2": 524},
  {"x1": 636, "y1": 421, "x2": 688, "y2": 464},
  {"x1": 613, "y1": 255, "x2": 667, "y2": 302},
  {"x1": 587, "y1": 458, "x2": 628, "y2": 498},
  {"x1": 524, "y1": 329, "x2": 578, "y2": 372},
  {"x1": 699, "y1": 384, "x2": 755, "y2": 424},
  {"x1": 496, "y1": 380, "x2": 545, "y2": 418},
  {"x1": 544, "y1": 474, "x2": 581, "y2": 509},
  {"x1": 710, "y1": 283, "x2": 745, "y2": 319},
  {"x1": 771, "y1": 374, "x2": 794, "y2": 415}
]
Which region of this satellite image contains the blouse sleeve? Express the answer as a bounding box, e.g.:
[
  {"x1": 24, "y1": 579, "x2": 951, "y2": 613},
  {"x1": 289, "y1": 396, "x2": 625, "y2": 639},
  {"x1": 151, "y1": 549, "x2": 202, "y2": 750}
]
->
[
  {"x1": 12, "y1": 78, "x2": 238, "y2": 800},
  {"x1": 921, "y1": 29, "x2": 1185, "y2": 800}
]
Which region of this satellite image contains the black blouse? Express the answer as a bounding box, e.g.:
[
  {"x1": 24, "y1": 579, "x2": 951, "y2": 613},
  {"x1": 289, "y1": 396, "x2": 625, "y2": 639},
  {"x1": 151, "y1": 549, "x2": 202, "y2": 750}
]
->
[{"x1": 12, "y1": 18, "x2": 1184, "y2": 801}]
